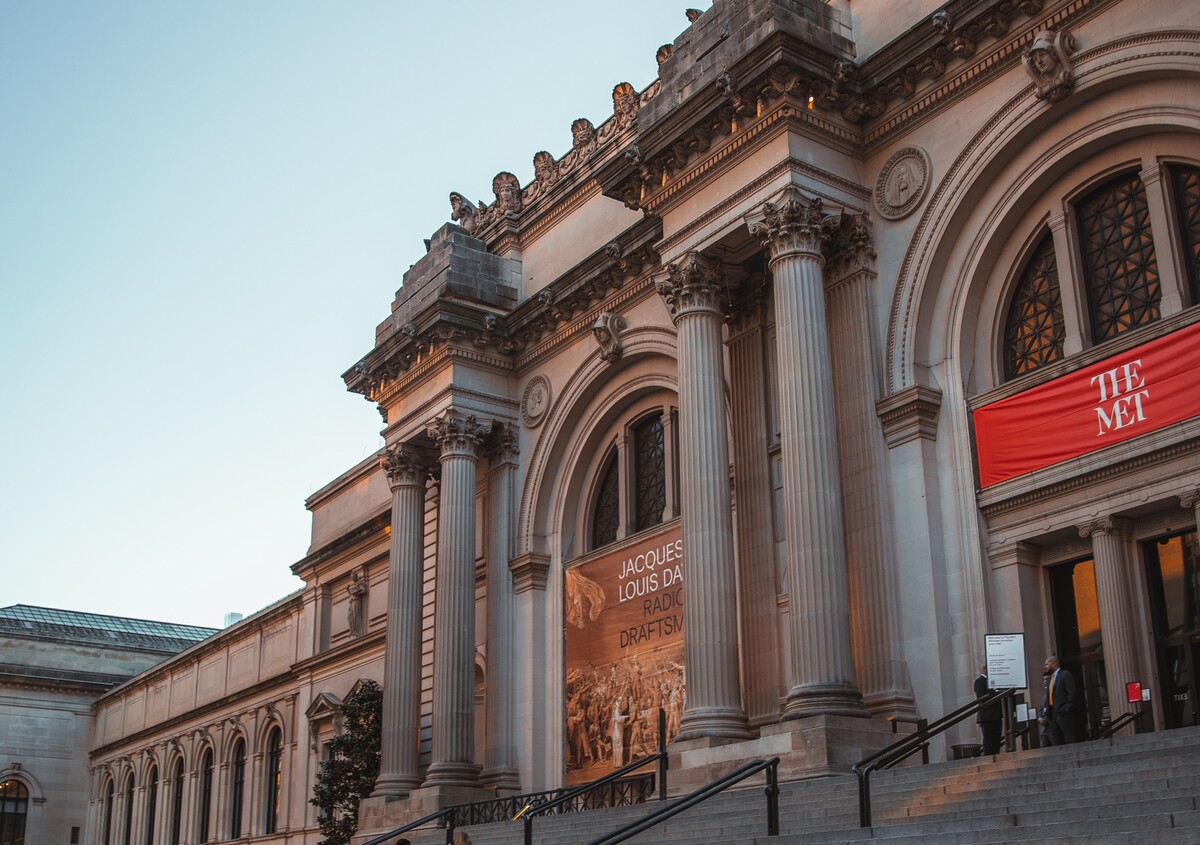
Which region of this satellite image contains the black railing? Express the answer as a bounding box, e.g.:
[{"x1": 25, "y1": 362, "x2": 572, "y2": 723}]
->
[
  {"x1": 585, "y1": 757, "x2": 780, "y2": 845},
  {"x1": 359, "y1": 805, "x2": 455, "y2": 845},
  {"x1": 1092, "y1": 708, "x2": 1145, "y2": 740},
  {"x1": 853, "y1": 688, "x2": 1016, "y2": 828}
]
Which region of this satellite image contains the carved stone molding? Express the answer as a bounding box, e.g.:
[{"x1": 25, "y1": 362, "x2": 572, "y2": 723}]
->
[
  {"x1": 1023, "y1": 28, "x2": 1077, "y2": 103},
  {"x1": 520, "y1": 375, "x2": 552, "y2": 428},
  {"x1": 1078, "y1": 515, "x2": 1129, "y2": 539},
  {"x1": 1181, "y1": 487, "x2": 1200, "y2": 510},
  {"x1": 427, "y1": 413, "x2": 486, "y2": 458},
  {"x1": 877, "y1": 385, "x2": 942, "y2": 447},
  {"x1": 381, "y1": 444, "x2": 434, "y2": 489},
  {"x1": 655, "y1": 252, "x2": 728, "y2": 320},
  {"x1": 592, "y1": 311, "x2": 628, "y2": 362},
  {"x1": 509, "y1": 552, "x2": 550, "y2": 594},
  {"x1": 874, "y1": 147, "x2": 931, "y2": 220},
  {"x1": 745, "y1": 185, "x2": 843, "y2": 262}
]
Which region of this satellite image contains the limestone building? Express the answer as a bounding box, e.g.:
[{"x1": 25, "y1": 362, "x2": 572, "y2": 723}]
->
[
  {"x1": 86, "y1": 0, "x2": 1200, "y2": 842},
  {"x1": 0, "y1": 605, "x2": 215, "y2": 845}
]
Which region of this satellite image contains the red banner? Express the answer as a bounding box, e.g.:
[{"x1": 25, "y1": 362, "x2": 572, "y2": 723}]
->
[{"x1": 974, "y1": 321, "x2": 1200, "y2": 487}]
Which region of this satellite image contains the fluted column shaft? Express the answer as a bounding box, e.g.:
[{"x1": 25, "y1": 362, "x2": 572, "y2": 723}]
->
[
  {"x1": 1080, "y1": 516, "x2": 1140, "y2": 731},
  {"x1": 746, "y1": 186, "x2": 867, "y2": 719},
  {"x1": 373, "y1": 444, "x2": 431, "y2": 797},
  {"x1": 726, "y1": 287, "x2": 784, "y2": 726},
  {"x1": 424, "y1": 414, "x2": 485, "y2": 787},
  {"x1": 482, "y1": 425, "x2": 520, "y2": 788},
  {"x1": 656, "y1": 253, "x2": 751, "y2": 740},
  {"x1": 825, "y1": 220, "x2": 916, "y2": 719}
]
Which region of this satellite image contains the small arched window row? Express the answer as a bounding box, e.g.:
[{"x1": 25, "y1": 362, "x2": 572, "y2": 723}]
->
[
  {"x1": 589, "y1": 405, "x2": 679, "y2": 553},
  {"x1": 1003, "y1": 162, "x2": 1200, "y2": 381}
]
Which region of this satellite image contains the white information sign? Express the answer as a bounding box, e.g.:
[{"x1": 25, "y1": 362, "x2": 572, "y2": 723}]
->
[{"x1": 985, "y1": 633, "x2": 1027, "y2": 689}]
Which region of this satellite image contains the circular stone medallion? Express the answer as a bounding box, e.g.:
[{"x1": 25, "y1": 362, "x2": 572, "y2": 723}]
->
[
  {"x1": 874, "y1": 146, "x2": 931, "y2": 220},
  {"x1": 521, "y1": 375, "x2": 552, "y2": 428}
]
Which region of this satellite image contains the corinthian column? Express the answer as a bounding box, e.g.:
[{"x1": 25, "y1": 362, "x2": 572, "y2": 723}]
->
[
  {"x1": 423, "y1": 413, "x2": 486, "y2": 787},
  {"x1": 746, "y1": 185, "x2": 867, "y2": 719},
  {"x1": 1079, "y1": 516, "x2": 1140, "y2": 732},
  {"x1": 373, "y1": 443, "x2": 432, "y2": 797},
  {"x1": 481, "y1": 424, "x2": 520, "y2": 789},
  {"x1": 655, "y1": 253, "x2": 751, "y2": 741}
]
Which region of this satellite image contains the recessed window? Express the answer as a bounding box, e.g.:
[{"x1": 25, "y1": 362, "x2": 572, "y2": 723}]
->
[
  {"x1": 1170, "y1": 165, "x2": 1200, "y2": 303},
  {"x1": 587, "y1": 405, "x2": 677, "y2": 552},
  {"x1": 264, "y1": 728, "x2": 283, "y2": 834},
  {"x1": 198, "y1": 749, "x2": 213, "y2": 843},
  {"x1": 144, "y1": 766, "x2": 157, "y2": 845},
  {"x1": 229, "y1": 738, "x2": 246, "y2": 839},
  {"x1": 633, "y1": 415, "x2": 667, "y2": 532},
  {"x1": 592, "y1": 454, "x2": 620, "y2": 549},
  {"x1": 1004, "y1": 231, "x2": 1064, "y2": 379},
  {"x1": 1, "y1": 780, "x2": 29, "y2": 845},
  {"x1": 169, "y1": 759, "x2": 184, "y2": 845}
]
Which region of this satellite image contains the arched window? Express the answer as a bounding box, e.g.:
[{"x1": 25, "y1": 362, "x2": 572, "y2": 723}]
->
[
  {"x1": 229, "y1": 739, "x2": 245, "y2": 839},
  {"x1": 1171, "y1": 164, "x2": 1200, "y2": 302},
  {"x1": 143, "y1": 765, "x2": 157, "y2": 845},
  {"x1": 2, "y1": 780, "x2": 30, "y2": 845},
  {"x1": 263, "y1": 728, "x2": 283, "y2": 835},
  {"x1": 168, "y1": 760, "x2": 184, "y2": 845},
  {"x1": 591, "y1": 453, "x2": 620, "y2": 549},
  {"x1": 122, "y1": 775, "x2": 134, "y2": 845},
  {"x1": 1004, "y1": 232, "x2": 1064, "y2": 379},
  {"x1": 198, "y1": 749, "x2": 213, "y2": 844},
  {"x1": 1076, "y1": 171, "x2": 1161, "y2": 341},
  {"x1": 632, "y1": 414, "x2": 666, "y2": 532},
  {"x1": 102, "y1": 780, "x2": 115, "y2": 845}
]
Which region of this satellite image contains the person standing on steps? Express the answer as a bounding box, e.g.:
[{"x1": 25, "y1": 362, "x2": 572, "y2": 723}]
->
[
  {"x1": 1043, "y1": 655, "x2": 1079, "y2": 744},
  {"x1": 975, "y1": 663, "x2": 1003, "y2": 755}
]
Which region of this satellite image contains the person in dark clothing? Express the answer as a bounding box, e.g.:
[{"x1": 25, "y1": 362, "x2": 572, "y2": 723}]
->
[
  {"x1": 1043, "y1": 655, "x2": 1079, "y2": 744},
  {"x1": 974, "y1": 663, "x2": 1004, "y2": 755}
]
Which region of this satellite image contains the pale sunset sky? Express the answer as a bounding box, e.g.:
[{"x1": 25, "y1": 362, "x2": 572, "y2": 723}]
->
[{"x1": 1, "y1": 1, "x2": 690, "y2": 628}]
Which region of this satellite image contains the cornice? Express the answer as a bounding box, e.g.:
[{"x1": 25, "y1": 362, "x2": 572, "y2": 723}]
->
[
  {"x1": 290, "y1": 511, "x2": 391, "y2": 578},
  {"x1": 288, "y1": 628, "x2": 385, "y2": 677}
]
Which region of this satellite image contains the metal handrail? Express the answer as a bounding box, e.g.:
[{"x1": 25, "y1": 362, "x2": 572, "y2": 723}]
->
[
  {"x1": 522, "y1": 708, "x2": 669, "y2": 845},
  {"x1": 853, "y1": 688, "x2": 1015, "y2": 828},
  {"x1": 1093, "y1": 708, "x2": 1145, "y2": 740},
  {"x1": 359, "y1": 805, "x2": 455, "y2": 845},
  {"x1": 585, "y1": 757, "x2": 780, "y2": 845}
]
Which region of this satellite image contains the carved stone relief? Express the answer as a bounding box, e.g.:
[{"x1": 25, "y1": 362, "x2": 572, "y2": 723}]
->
[
  {"x1": 1022, "y1": 28, "x2": 1077, "y2": 103},
  {"x1": 521, "y1": 375, "x2": 552, "y2": 428},
  {"x1": 874, "y1": 146, "x2": 931, "y2": 220},
  {"x1": 592, "y1": 312, "x2": 628, "y2": 362}
]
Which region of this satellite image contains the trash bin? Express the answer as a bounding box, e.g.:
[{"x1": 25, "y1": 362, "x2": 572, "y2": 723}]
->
[{"x1": 952, "y1": 743, "x2": 982, "y2": 759}]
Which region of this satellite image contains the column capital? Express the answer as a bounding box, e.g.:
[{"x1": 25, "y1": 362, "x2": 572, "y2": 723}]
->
[
  {"x1": 1180, "y1": 486, "x2": 1200, "y2": 510},
  {"x1": 1078, "y1": 515, "x2": 1130, "y2": 539},
  {"x1": 655, "y1": 252, "x2": 728, "y2": 321},
  {"x1": 745, "y1": 185, "x2": 843, "y2": 263},
  {"x1": 724, "y1": 272, "x2": 771, "y2": 337},
  {"x1": 826, "y1": 214, "x2": 877, "y2": 282},
  {"x1": 428, "y1": 413, "x2": 487, "y2": 458},
  {"x1": 381, "y1": 443, "x2": 435, "y2": 489},
  {"x1": 486, "y1": 422, "x2": 520, "y2": 465}
]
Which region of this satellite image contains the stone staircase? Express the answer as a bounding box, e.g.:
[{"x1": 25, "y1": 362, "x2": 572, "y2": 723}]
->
[{"x1": 390, "y1": 725, "x2": 1200, "y2": 845}]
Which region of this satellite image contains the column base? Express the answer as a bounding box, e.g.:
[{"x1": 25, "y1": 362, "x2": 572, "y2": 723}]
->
[
  {"x1": 782, "y1": 683, "x2": 869, "y2": 720},
  {"x1": 675, "y1": 706, "x2": 754, "y2": 742},
  {"x1": 369, "y1": 773, "x2": 423, "y2": 800},
  {"x1": 421, "y1": 761, "x2": 483, "y2": 789},
  {"x1": 479, "y1": 766, "x2": 521, "y2": 792}
]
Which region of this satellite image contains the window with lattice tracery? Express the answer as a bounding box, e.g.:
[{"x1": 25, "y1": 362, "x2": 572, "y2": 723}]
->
[
  {"x1": 1005, "y1": 232, "x2": 1065, "y2": 379},
  {"x1": 633, "y1": 415, "x2": 666, "y2": 532},
  {"x1": 591, "y1": 453, "x2": 620, "y2": 549},
  {"x1": 1171, "y1": 165, "x2": 1200, "y2": 304}
]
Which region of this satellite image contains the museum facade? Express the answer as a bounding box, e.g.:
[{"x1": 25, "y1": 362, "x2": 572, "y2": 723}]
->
[{"x1": 85, "y1": 0, "x2": 1200, "y2": 842}]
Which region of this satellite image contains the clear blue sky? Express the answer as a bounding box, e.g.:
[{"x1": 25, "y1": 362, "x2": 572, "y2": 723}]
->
[{"x1": 1, "y1": 1, "x2": 690, "y2": 628}]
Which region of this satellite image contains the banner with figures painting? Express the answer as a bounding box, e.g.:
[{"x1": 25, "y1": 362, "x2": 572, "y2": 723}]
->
[{"x1": 564, "y1": 523, "x2": 685, "y2": 784}]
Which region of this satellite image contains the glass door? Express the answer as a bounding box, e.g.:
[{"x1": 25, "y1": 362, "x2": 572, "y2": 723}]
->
[{"x1": 1144, "y1": 531, "x2": 1200, "y2": 728}]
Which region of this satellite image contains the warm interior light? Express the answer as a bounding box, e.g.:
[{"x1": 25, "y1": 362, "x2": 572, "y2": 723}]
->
[{"x1": 808, "y1": 96, "x2": 814, "y2": 109}]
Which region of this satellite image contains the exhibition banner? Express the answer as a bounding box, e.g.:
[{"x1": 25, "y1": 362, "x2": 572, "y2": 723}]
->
[
  {"x1": 564, "y1": 524, "x2": 685, "y2": 784},
  {"x1": 973, "y1": 321, "x2": 1200, "y2": 487}
]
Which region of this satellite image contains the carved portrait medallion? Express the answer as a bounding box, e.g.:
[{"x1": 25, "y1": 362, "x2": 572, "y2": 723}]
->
[
  {"x1": 874, "y1": 146, "x2": 931, "y2": 220},
  {"x1": 521, "y1": 375, "x2": 552, "y2": 428}
]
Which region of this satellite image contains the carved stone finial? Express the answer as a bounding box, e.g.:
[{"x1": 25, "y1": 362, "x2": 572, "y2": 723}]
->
[
  {"x1": 686, "y1": 9, "x2": 702, "y2": 23},
  {"x1": 612, "y1": 82, "x2": 639, "y2": 130},
  {"x1": 931, "y1": 10, "x2": 953, "y2": 35},
  {"x1": 449, "y1": 192, "x2": 479, "y2": 233},
  {"x1": 744, "y1": 185, "x2": 843, "y2": 262},
  {"x1": 604, "y1": 241, "x2": 624, "y2": 262},
  {"x1": 492, "y1": 172, "x2": 522, "y2": 216},
  {"x1": 592, "y1": 312, "x2": 628, "y2": 362},
  {"x1": 427, "y1": 413, "x2": 486, "y2": 457},
  {"x1": 655, "y1": 252, "x2": 727, "y2": 320},
  {"x1": 571, "y1": 118, "x2": 597, "y2": 154},
  {"x1": 1023, "y1": 28, "x2": 1077, "y2": 102},
  {"x1": 532, "y1": 151, "x2": 559, "y2": 189},
  {"x1": 656, "y1": 44, "x2": 676, "y2": 67}
]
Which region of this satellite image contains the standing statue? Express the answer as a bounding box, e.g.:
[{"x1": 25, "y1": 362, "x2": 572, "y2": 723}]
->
[{"x1": 347, "y1": 571, "x2": 368, "y2": 638}]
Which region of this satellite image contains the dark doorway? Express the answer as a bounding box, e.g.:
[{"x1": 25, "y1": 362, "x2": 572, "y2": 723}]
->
[
  {"x1": 1144, "y1": 530, "x2": 1200, "y2": 729},
  {"x1": 1048, "y1": 558, "x2": 1107, "y2": 737}
]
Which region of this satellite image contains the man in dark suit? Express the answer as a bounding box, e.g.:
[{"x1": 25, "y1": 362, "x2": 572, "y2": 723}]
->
[
  {"x1": 975, "y1": 663, "x2": 1004, "y2": 755},
  {"x1": 1043, "y1": 655, "x2": 1079, "y2": 744}
]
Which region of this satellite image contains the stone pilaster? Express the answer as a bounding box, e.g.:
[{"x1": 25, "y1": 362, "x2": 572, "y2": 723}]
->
[
  {"x1": 746, "y1": 185, "x2": 867, "y2": 719},
  {"x1": 423, "y1": 413, "x2": 487, "y2": 787},
  {"x1": 373, "y1": 443, "x2": 433, "y2": 797},
  {"x1": 655, "y1": 252, "x2": 752, "y2": 740},
  {"x1": 481, "y1": 423, "x2": 520, "y2": 790},
  {"x1": 725, "y1": 276, "x2": 783, "y2": 726},
  {"x1": 1079, "y1": 516, "x2": 1140, "y2": 731},
  {"x1": 1180, "y1": 487, "x2": 1200, "y2": 530},
  {"x1": 826, "y1": 217, "x2": 916, "y2": 719}
]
